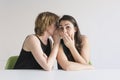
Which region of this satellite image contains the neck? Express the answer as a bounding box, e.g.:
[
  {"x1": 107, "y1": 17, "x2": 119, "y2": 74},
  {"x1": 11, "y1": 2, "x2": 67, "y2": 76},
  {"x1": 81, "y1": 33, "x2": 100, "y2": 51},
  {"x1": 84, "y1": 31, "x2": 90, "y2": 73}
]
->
[{"x1": 38, "y1": 31, "x2": 50, "y2": 45}]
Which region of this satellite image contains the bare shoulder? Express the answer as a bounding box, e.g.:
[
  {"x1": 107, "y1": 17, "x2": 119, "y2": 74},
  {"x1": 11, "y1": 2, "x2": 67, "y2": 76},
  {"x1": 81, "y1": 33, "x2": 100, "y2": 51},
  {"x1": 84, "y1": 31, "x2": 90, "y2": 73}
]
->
[
  {"x1": 81, "y1": 35, "x2": 88, "y2": 40},
  {"x1": 25, "y1": 34, "x2": 39, "y2": 42},
  {"x1": 23, "y1": 34, "x2": 40, "y2": 51}
]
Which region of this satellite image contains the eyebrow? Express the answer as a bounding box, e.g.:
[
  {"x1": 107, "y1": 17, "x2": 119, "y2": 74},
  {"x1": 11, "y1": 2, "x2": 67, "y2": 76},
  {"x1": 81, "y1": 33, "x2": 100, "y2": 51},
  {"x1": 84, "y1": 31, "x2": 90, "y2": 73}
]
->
[{"x1": 59, "y1": 23, "x2": 69, "y2": 26}]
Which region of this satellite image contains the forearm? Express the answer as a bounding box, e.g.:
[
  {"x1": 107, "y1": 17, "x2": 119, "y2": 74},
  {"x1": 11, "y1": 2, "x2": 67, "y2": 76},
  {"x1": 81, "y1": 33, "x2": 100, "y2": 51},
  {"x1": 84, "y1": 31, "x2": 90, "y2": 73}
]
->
[
  {"x1": 46, "y1": 43, "x2": 59, "y2": 70},
  {"x1": 65, "y1": 61, "x2": 94, "y2": 71},
  {"x1": 69, "y1": 46, "x2": 87, "y2": 64}
]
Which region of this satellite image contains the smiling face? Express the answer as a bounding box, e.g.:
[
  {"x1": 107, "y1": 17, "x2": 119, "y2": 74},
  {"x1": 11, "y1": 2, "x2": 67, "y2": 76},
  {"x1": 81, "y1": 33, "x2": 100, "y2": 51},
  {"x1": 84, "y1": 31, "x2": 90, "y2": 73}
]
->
[{"x1": 59, "y1": 20, "x2": 76, "y2": 38}]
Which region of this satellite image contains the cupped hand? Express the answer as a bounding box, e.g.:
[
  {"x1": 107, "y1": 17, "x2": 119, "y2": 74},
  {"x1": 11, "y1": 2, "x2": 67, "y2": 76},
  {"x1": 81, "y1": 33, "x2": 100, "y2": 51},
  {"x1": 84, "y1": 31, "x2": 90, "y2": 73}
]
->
[{"x1": 52, "y1": 29, "x2": 61, "y2": 45}]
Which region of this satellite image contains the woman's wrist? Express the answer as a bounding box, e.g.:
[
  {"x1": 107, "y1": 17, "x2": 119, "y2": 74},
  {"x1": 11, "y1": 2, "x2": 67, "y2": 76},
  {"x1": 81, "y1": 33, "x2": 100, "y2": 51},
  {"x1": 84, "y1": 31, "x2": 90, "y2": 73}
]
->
[
  {"x1": 53, "y1": 43, "x2": 59, "y2": 47},
  {"x1": 69, "y1": 44, "x2": 76, "y2": 52}
]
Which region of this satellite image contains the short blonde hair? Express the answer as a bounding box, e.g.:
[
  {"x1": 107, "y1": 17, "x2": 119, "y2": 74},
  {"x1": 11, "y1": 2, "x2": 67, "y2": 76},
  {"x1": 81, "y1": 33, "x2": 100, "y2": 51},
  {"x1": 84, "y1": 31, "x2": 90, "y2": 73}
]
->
[{"x1": 34, "y1": 12, "x2": 59, "y2": 36}]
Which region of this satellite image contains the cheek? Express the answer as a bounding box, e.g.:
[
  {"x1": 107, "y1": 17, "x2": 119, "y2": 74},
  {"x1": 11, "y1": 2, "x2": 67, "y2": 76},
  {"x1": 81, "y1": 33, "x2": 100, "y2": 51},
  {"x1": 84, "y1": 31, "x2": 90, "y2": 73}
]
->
[
  {"x1": 67, "y1": 30, "x2": 75, "y2": 37},
  {"x1": 52, "y1": 27, "x2": 56, "y2": 32},
  {"x1": 67, "y1": 31, "x2": 71, "y2": 37},
  {"x1": 50, "y1": 28, "x2": 55, "y2": 35}
]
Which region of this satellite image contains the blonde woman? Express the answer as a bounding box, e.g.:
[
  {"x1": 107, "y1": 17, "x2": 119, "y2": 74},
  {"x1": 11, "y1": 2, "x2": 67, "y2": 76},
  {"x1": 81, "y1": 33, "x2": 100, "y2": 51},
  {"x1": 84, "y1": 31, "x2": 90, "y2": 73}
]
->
[{"x1": 14, "y1": 12, "x2": 60, "y2": 71}]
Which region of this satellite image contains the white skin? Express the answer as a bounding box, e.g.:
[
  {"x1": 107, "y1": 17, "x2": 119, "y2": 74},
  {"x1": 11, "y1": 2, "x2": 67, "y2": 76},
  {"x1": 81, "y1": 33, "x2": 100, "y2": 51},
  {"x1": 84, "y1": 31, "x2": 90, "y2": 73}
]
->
[
  {"x1": 22, "y1": 23, "x2": 60, "y2": 71},
  {"x1": 57, "y1": 20, "x2": 94, "y2": 70}
]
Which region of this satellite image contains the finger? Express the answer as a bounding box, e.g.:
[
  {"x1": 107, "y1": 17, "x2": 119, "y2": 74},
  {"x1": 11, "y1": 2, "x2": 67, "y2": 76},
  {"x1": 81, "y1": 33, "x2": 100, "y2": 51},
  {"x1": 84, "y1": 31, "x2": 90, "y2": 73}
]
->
[
  {"x1": 60, "y1": 32, "x2": 64, "y2": 37},
  {"x1": 67, "y1": 32, "x2": 71, "y2": 37},
  {"x1": 64, "y1": 33, "x2": 71, "y2": 40},
  {"x1": 63, "y1": 35, "x2": 70, "y2": 44}
]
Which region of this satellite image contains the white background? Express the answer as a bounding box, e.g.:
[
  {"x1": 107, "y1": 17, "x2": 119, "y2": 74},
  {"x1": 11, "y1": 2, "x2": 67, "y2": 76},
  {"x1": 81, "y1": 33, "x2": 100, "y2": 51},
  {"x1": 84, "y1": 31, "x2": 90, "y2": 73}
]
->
[{"x1": 0, "y1": 0, "x2": 120, "y2": 69}]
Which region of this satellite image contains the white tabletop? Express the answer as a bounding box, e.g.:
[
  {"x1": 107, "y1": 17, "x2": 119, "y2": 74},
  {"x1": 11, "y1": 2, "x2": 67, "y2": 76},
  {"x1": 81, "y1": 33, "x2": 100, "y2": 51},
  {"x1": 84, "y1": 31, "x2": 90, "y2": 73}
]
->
[{"x1": 0, "y1": 69, "x2": 120, "y2": 80}]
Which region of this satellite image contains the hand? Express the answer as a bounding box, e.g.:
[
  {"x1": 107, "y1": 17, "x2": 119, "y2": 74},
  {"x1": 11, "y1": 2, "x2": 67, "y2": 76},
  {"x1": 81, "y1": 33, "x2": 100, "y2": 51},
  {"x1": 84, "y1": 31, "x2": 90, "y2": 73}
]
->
[
  {"x1": 62, "y1": 33, "x2": 75, "y2": 49},
  {"x1": 52, "y1": 29, "x2": 61, "y2": 45}
]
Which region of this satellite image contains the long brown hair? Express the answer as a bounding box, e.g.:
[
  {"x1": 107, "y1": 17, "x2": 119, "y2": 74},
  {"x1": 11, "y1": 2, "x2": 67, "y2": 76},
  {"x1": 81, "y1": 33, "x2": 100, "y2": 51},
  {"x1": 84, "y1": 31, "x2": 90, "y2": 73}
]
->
[{"x1": 59, "y1": 15, "x2": 82, "y2": 53}]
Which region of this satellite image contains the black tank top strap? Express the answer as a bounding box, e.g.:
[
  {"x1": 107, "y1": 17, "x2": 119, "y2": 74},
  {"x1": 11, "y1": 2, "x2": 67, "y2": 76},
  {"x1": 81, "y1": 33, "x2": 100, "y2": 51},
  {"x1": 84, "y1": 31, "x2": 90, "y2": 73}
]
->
[
  {"x1": 35, "y1": 34, "x2": 45, "y2": 46},
  {"x1": 35, "y1": 34, "x2": 50, "y2": 46},
  {"x1": 35, "y1": 34, "x2": 41, "y2": 41},
  {"x1": 35, "y1": 34, "x2": 51, "y2": 56}
]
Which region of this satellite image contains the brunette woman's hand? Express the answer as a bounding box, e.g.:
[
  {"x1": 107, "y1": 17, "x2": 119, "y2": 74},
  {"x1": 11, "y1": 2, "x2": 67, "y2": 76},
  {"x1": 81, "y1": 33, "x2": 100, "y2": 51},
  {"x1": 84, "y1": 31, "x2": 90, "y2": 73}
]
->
[{"x1": 61, "y1": 32, "x2": 75, "y2": 49}]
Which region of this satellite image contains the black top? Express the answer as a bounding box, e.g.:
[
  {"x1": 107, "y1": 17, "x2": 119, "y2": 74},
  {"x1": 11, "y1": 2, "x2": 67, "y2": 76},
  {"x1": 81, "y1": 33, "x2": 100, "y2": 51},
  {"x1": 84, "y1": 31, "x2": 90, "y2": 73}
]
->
[
  {"x1": 57, "y1": 40, "x2": 75, "y2": 69},
  {"x1": 14, "y1": 35, "x2": 51, "y2": 69}
]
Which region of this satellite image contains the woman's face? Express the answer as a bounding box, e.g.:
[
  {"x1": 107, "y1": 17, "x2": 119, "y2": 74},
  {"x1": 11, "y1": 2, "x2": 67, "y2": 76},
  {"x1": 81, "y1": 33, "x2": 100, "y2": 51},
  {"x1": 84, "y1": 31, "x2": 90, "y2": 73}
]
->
[
  {"x1": 59, "y1": 20, "x2": 76, "y2": 38},
  {"x1": 47, "y1": 22, "x2": 57, "y2": 36}
]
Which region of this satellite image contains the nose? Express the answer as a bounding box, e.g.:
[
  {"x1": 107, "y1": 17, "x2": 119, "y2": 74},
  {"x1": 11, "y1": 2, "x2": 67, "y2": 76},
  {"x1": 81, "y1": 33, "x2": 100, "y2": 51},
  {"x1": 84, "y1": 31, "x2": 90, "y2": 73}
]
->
[{"x1": 63, "y1": 28, "x2": 67, "y2": 33}]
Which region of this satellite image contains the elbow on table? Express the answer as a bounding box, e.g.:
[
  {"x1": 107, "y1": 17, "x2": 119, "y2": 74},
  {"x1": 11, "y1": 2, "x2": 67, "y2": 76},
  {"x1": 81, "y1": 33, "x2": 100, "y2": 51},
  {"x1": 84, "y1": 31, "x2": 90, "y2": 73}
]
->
[
  {"x1": 44, "y1": 67, "x2": 52, "y2": 71},
  {"x1": 43, "y1": 65, "x2": 53, "y2": 71},
  {"x1": 63, "y1": 65, "x2": 73, "y2": 71},
  {"x1": 78, "y1": 59, "x2": 90, "y2": 65}
]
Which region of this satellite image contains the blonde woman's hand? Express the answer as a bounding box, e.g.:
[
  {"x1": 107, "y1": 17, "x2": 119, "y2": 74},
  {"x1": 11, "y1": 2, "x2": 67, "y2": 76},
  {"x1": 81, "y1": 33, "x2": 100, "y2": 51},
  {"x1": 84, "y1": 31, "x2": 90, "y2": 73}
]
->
[{"x1": 52, "y1": 29, "x2": 61, "y2": 45}]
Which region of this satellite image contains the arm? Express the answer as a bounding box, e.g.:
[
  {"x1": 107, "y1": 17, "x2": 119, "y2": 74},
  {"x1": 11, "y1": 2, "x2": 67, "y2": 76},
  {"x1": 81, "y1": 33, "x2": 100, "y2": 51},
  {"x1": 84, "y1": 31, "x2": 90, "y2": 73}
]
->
[
  {"x1": 24, "y1": 34, "x2": 60, "y2": 71},
  {"x1": 62, "y1": 33, "x2": 90, "y2": 64},
  {"x1": 69, "y1": 35, "x2": 90, "y2": 64},
  {"x1": 57, "y1": 44, "x2": 94, "y2": 71}
]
